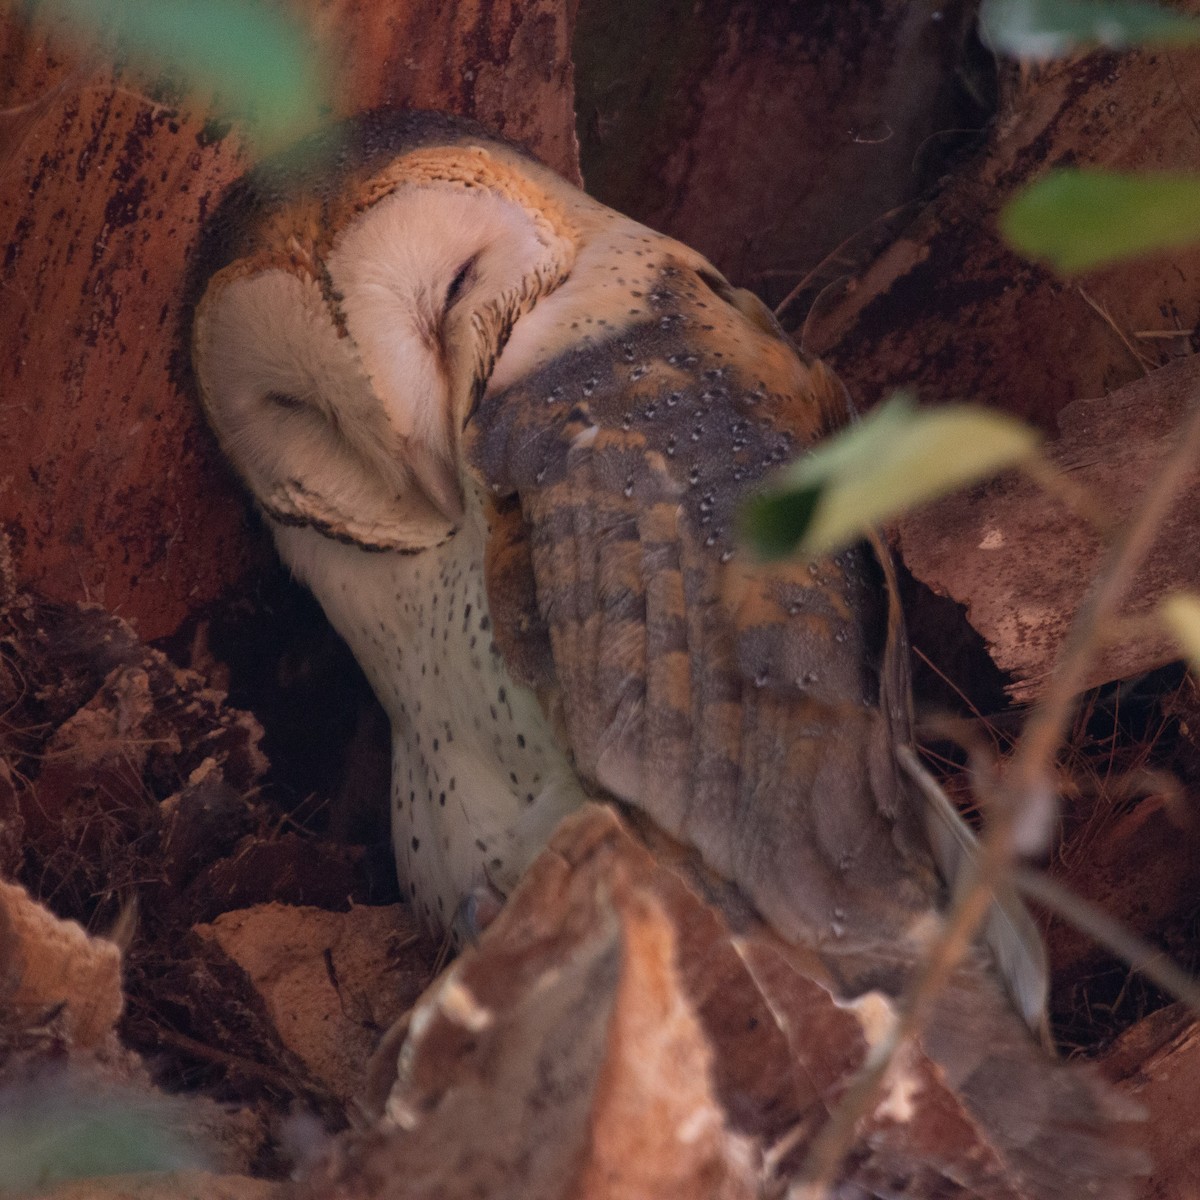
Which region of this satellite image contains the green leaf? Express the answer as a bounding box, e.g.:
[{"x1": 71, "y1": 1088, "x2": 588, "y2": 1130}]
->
[
  {"x1": 0, "y1": 1076, "x2": 208, "y2": 1191},
  {"x1": 980, "y1": 0, "x2": 1200, "y2": 59},
  {"x1": 741, "y1": 395, "x2": 1041, "y2": 559},
  {"x1": 1001, "y1": 169, "x2": 1200, "y2": 273},
  {"x1": 1162, "y1": 593, "x2": 1200, "y2": 670},
  {"x1": 44, "y1": 0, "x2": 327, "y2": 149}
]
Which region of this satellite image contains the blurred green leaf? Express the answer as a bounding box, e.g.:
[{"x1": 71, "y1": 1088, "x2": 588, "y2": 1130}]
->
[
  {"x1": 1001, "y1": 169, "x2": 1200, "y2": 273},
  {"x1": 980, "y1": 0, "x2": 1200, "y2": 59},
  {"x1": 742, "y1": 394, "x2": 1040, "y2": 559},
  {"x1": 1162, "y1": 593, "x2": 1200, "y2": 671},
  {"x1": 0, "y1": 1075, "x2": 208, "y2": 1192},
  {"x1": 45, "y1": 0, "x2": 326, "y2": 149}
]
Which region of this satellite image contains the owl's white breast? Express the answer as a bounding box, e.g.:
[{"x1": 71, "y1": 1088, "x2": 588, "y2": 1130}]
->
[{"x1": 272, "y1": 502, "x2": 584, "y2": 932}]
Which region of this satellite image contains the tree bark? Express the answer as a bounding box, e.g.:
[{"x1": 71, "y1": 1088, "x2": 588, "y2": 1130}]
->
[
  {"x1": 896, "y1": 355, "x2": 1200, "y2": 699},
  {"x1": 575, "y1": 0, "x2": 986, "y2": 305},
  {"x1": 807, "y1": 19, "x2": 1200, "y2": 426}
]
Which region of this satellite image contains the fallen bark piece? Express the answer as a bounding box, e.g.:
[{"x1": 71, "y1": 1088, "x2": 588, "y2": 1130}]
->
[
  {"x1": 193, "y1": 903, "x2": 429, "y2": 1106},
  {"x1": 0, "y1": 579, "x2": 388, "y2": 1145},
  {"x1": 0, "y1": 878, "x2": 122, "y2": 1053},
  {"x1": 895, "y1": 355, "x2": 1200, "y2": 700},
  {"x1": 1105, "y1": 1005, "x2": 1200, "y2": 1200},
  {"x1": 316, "y1": 806, "x2": 758, "y2": 1200},
  {"x1": 318, "y1": 804, "x2": 1140, "y2": 1200}
]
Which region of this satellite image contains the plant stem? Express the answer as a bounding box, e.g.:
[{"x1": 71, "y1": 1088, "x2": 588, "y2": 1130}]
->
[
  {"x1": 794, "y1": 393, "x2": 1200, "y2": 1197},
  {"x1": 1014, "y1": 866, "x2": 1200, "y2": 1014}
]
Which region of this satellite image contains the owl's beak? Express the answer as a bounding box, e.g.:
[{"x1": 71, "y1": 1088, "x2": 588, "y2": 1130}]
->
[
  {"x1": 403, "y1": 438, "x2": 465, "y2": 526},
  {"x1": 365, "y1": 380, "x2": 465, "y2": 529}
]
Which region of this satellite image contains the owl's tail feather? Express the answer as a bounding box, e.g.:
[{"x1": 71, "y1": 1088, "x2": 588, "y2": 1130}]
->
[
  {"x1": 899, "y1": 742, "x2": 1051, "y2": 1045},
  {"x1": 867, "y1": 524, "x2": 1051, "y2": 1045}
]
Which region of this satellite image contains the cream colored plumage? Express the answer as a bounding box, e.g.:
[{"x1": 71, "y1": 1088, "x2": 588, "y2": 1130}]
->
[
  {"x1": 192, "y1": 110, "x2": 1138, "y2": 1197},
  {"x1": 193, "y1": 117, "x2": 588, "y2": 926}
]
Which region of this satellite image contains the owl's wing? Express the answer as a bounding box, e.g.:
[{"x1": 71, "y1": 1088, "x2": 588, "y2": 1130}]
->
[
  {"x1": 467, "y1": 250, "x2": 944, "y2": 959},
  {"x1": 437, "y1": 172, "x2": 1129, "y2": 1196},
  {"x1": 469, "y1": 248, "x2": 1042, "y2": 1030}
]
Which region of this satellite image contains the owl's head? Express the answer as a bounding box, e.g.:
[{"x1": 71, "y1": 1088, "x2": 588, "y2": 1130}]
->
[{"x1": 191, "y1": 111, "x2": 583, "y2": 551}]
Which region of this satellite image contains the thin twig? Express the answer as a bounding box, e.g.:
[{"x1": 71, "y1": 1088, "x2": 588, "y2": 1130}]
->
[
  {"x1": 773, "y1": 204, "x2": 912, "y2": 324},
  {"x1": 1075, "y1": 284, "x2": 1155, "y2": 375},
  {"x1": 911, "y1": 647, "x2": 995, "y2": 729},
  {"x1": 152, "y1": 1026, "x2": 328, "y2": 1100},
  {"x1": 795, "y1": 393, "x2": 1200, "y2": 1196},
  {"x1": 1014, "y1": 867, "x2": 1200, "y2": 1014},
  {"x1": 1013, "y1": 395, "x2": 1200, "y2": 790}
]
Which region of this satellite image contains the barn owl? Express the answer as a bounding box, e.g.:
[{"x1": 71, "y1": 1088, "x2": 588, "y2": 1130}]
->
[
  {"x1": 191, "y1": 108, "x2": 929, "y2": 948},
  {"x1": 192, "y1": 110, "x2": 1136, "y2": 1194}
]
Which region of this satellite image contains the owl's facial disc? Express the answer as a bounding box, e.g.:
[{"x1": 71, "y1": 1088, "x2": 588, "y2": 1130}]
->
[
  {"x1": 325, "y1": 178, "x2": 567, "y2": 462},
  {"x1": 193, "y1": 155, "x2": 576, "y2": 552},
  {"x1": 195, "y1": 265, "x2": 459, "y2": 550}
]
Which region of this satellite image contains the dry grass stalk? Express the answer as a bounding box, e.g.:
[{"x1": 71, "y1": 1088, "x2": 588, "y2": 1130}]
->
[{"x1": 795, "y1": 392, "x2": 1200, "y2": 1195}]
